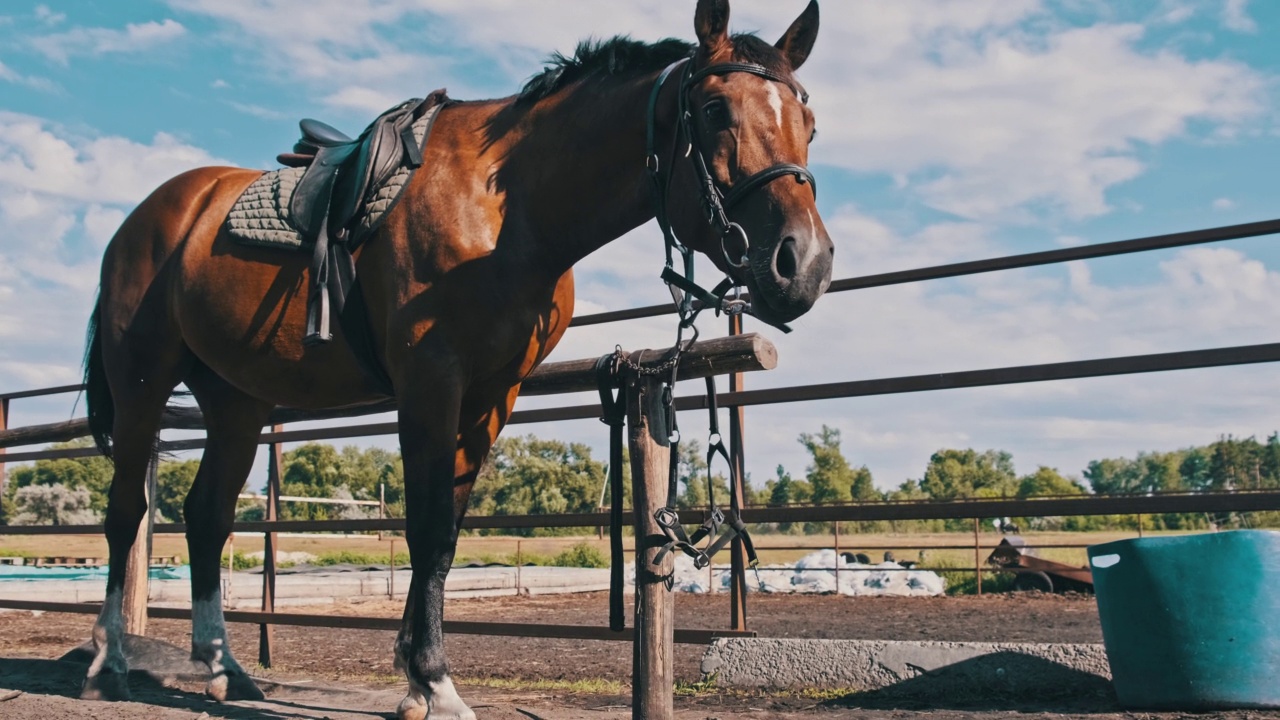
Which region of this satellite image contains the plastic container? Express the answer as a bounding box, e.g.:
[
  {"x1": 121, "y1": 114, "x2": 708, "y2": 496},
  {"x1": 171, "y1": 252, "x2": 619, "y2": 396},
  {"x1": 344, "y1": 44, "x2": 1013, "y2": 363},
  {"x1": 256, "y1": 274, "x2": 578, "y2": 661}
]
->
[{"x1": 1088, "y1": 530, "x2": 1280, "y2": 709}]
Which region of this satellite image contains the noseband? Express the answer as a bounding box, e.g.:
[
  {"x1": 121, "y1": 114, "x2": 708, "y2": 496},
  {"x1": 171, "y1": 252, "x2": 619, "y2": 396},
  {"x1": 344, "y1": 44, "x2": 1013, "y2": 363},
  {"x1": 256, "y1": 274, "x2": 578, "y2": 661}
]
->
[{"x1": 645, "y1": 56, "x2": 817, "y2": 331}]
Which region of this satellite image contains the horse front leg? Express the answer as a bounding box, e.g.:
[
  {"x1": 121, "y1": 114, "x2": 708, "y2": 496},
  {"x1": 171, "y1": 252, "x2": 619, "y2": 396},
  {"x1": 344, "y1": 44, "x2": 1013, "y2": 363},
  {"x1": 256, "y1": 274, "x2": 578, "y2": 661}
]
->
[{"x1": 393, "y1": 376, "x2": 474, "y2": 720}]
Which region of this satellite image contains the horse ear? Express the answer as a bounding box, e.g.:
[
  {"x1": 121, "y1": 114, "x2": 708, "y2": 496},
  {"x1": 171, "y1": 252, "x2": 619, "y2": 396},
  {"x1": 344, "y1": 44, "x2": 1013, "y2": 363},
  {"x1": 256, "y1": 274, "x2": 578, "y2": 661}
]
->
[
  {"x1": 775, "y1": 0, "x2": 819, "y2": 70},
  {"x1": 695, "y1": 0, "x2": 731, "y2": 53}
]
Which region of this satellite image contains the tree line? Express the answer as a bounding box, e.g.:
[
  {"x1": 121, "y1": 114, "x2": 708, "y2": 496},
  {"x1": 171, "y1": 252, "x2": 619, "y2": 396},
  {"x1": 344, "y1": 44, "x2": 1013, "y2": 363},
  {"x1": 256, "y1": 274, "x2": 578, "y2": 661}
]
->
[{"x1": 4, "y1": 430, "x2": 1279, "y2": 532}]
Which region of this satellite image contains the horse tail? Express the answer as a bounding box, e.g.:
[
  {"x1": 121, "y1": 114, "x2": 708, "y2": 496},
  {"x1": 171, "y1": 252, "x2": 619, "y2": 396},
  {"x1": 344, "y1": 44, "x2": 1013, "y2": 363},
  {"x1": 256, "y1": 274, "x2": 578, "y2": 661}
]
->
[{"x1": 84, "y1": 299, "x2": 114, "y2": 460}]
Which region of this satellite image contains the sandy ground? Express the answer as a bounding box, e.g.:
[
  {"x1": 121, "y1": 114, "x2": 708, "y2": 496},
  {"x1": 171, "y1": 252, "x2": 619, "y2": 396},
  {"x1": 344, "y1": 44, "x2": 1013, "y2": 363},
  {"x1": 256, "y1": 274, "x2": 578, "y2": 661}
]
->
[{"x1": 2, "y1": 591, "x2": 1277, "y2": 719}]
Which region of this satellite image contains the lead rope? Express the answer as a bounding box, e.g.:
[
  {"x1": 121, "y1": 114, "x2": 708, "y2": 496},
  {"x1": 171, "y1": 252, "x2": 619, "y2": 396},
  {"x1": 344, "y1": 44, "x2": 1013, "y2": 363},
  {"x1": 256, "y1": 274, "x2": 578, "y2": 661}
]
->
[{"x1": 595, "y1": 353, "x2": 627, "y2": 632}]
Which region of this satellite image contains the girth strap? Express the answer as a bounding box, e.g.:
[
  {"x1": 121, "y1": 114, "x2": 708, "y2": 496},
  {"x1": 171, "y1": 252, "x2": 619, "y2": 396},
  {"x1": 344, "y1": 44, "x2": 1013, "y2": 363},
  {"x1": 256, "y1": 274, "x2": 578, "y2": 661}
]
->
[{"x1": 595, "y1": 353, "x2": 627, "y2": 633}]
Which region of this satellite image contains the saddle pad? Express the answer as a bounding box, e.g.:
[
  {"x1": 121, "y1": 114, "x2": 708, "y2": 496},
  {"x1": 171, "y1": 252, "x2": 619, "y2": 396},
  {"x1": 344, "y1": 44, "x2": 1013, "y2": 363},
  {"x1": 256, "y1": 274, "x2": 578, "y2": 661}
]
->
[{"x1": 225, "y1": 102, "x2": 443, "y2": 251}]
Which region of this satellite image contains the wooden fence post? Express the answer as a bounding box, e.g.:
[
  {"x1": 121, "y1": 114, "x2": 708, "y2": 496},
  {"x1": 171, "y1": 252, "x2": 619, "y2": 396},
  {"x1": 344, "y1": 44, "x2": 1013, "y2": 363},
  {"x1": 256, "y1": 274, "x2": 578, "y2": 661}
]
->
[
  {"x1": 122, "y1": 451, "x2": 157, "y2": 635},
  {"x1": 727, "y1": 314, "x2": 749, "y2": 632},
  {"x1": 0, "y1": 397, "x2": 8, "y2": 495},
  {"x1": 258, "y1": 426, "x2": 283, "y2": 667},
  {"x1": 629, "y1": 371, "x2": 674, "y2": 720},
  {"x1": 973, "y1": 517, "x2": 982, "y2": 596},
  {"x1": 833, "y1": 521, "x2": 841, "y2": 594}
]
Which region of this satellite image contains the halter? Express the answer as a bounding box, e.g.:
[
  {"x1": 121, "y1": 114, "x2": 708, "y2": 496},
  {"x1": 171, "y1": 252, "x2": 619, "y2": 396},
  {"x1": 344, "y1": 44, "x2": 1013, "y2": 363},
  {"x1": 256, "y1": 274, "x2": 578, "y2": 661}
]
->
[{"x1": 645, "y1": 56, "x2": 818, "y2": 333}]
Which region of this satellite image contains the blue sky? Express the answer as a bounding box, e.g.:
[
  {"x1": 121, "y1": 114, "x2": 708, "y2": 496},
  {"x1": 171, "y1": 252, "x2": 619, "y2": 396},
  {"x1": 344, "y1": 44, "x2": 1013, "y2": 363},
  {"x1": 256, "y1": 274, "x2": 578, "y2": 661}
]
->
[{"x1": 2, "y1": 0, "x2": 1279, "y2": 491}]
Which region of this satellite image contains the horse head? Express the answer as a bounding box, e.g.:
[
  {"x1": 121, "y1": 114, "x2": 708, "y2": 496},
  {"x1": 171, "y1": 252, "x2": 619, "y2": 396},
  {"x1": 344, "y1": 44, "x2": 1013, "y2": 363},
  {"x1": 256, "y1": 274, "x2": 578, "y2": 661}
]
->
[{"x1": 663, "y1": 0, "x2": 831, "y2": 326}]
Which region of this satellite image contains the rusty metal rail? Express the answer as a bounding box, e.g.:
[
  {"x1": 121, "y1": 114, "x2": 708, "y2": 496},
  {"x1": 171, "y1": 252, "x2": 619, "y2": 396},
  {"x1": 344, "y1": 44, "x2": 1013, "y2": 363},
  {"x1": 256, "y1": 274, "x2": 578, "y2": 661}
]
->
[
  {"x1": 4, "y1": 489, "x2": 1277, "y2": 535},
  {"x1": 0, "y1": 599, "x2": 752, "y2": 645}
]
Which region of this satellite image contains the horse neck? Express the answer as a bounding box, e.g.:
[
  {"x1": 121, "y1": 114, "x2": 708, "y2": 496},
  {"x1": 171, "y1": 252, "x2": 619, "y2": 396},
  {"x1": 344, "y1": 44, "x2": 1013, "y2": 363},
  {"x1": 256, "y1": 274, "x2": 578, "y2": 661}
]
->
[{"x1": 504, "y1": 75, "x2": 669, "y2": 273}]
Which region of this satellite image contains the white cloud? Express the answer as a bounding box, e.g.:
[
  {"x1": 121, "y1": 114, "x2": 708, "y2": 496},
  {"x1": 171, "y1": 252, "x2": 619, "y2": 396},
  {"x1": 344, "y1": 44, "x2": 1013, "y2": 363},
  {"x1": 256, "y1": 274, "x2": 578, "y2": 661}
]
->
[
  {"x1": 1221, "y1": 0, "x2": 1257, "y2": 32},
  {"x1": 82, "y1": 205, "x2": 126, "y2": 248},
  {"x1": 165, "y1": 0, "x2": 1268, "y2": 225},
  {"x1": 323, "y1": 87, "x2": 407, "y2": 115},
  {"x1": 31, "y1": 19, "x2": 187, "y2": 65},
  {"x1": 0, "y1": 60, "x2": 57, "y2": 92},
  {"x1": 33, "y1": 5, "x2": 65, "y2": 26},
  {"x1": 226, "y1": 101, "x2": 287, "y2": 121},
  {"x1": 1212, "y1": 197, "x2": 1237, "y2": 211},
  {"x1": 799, "y1": 8, "x2": 1265, "y2": 221},
  {"x1": 0, "y1": 114, "x2": 225, "y2": 394},
  {"x1": 0, "y1": 112, "x2": 223, "y2": 204}
]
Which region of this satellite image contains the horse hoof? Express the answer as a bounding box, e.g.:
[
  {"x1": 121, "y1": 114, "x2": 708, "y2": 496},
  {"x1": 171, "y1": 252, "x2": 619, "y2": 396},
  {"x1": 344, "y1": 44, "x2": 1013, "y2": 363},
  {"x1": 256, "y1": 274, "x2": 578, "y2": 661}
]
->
[
  {"x1": 396, "y1": 694, "x2": 429, "y2": 720},
  {"x1": 206, "y1": 672, "x2": 265, "y2": 702},
  {"x1": 396, "y1": 697, "x2": 476, "y2": 720},
  {"x1": 81, "y1": 669, "x2": 130, "y2": 701}
]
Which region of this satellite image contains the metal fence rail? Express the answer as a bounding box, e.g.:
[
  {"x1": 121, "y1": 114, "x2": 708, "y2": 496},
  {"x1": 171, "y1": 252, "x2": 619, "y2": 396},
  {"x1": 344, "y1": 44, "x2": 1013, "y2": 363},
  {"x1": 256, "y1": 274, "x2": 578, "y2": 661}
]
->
[{"x1": 2, "y1": 218, "x2": 1280, "y2": 660}]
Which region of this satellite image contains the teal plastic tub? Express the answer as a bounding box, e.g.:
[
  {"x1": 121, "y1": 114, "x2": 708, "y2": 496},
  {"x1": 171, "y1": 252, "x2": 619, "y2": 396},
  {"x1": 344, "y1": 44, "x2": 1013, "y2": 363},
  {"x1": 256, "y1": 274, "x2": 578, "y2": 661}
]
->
[{"x1": 1088, "y1": 530, "x2": 1280, "y2": 709}]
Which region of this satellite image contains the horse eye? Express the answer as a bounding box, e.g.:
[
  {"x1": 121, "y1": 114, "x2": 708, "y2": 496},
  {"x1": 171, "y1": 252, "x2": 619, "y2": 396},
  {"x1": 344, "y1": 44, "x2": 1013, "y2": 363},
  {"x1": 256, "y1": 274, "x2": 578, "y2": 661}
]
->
[
  {"x1": 702, "y1": 100, "x2": 731, "y2": 131},
  {"x1": 809, "y1": 128, "x2": 818, "y2": 144}
]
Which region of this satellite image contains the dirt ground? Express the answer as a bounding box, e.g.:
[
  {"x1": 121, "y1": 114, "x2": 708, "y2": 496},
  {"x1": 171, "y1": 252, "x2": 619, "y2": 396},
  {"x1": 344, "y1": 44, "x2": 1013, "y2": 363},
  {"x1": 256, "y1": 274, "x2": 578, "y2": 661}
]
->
[{"x1": 2, "y1": 592, "x2": 1278, "y2": 719}]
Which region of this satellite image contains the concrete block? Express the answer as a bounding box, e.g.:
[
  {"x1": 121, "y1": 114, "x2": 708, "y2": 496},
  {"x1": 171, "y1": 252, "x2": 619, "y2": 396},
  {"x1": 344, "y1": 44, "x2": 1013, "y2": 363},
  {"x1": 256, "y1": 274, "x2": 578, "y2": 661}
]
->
[{"x1": 702, "y1": 638, "x2": 1113, "y2": 700}]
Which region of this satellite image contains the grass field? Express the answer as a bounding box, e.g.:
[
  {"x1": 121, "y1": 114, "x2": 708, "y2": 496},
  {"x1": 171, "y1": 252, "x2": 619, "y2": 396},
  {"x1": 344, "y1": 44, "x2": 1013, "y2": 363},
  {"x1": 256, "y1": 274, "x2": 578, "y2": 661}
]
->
[{"x1": 0, "y1": 528, "x2": 1161, "y2": 569}]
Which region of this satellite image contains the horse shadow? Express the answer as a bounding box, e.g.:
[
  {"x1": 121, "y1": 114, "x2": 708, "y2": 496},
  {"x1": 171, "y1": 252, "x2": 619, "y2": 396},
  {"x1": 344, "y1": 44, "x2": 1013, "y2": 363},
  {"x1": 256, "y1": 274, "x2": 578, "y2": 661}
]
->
[
  {"x1": 1, "y1": 635, "x2": 399, "y2": 719},
  {"x1": 822, "y1": 651, "x2": 1119, "y2": 714}
]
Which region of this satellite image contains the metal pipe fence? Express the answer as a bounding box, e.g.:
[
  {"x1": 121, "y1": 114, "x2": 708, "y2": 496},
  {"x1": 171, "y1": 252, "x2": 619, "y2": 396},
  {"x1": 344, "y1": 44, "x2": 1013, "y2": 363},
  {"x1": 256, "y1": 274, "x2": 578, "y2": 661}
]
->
[{"x1": 2, "y1": 218, "x2": 1280, "y2": 652}]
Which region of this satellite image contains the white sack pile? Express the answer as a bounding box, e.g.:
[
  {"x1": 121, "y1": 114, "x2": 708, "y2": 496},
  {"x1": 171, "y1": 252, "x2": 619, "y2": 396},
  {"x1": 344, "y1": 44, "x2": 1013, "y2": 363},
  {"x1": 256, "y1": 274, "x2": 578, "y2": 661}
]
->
[{"x1": 627, "y1": 549, "x2": 945, "y2": 596}]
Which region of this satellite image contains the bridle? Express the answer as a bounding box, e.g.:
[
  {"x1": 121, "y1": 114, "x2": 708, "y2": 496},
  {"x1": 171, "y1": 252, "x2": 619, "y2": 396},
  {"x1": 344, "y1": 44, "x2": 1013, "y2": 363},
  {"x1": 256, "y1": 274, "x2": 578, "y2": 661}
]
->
[
  {"x1": 595, "y1": 56, "x2": 821, "y2": 631},
  {"x1": 645, "y1": 56, "x2": 818, "y2": 333}
]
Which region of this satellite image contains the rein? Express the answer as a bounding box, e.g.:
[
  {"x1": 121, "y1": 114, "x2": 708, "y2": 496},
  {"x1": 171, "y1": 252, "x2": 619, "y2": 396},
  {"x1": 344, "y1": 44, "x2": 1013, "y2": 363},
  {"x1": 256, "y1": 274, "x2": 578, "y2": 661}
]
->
[{"x1": 599, "y1": 56, "x2": 810, "y2": 626}]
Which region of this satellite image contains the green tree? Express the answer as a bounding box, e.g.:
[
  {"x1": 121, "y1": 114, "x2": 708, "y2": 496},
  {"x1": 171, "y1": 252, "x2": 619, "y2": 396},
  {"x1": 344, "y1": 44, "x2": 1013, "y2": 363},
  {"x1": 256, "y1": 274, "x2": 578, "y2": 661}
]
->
[
  {"x1": 469, "y1": 435, "x2": 609, "y2": 535},
  {"x1": 760, "y1": 464, "x2": 811, "y2": 534},
  {"x1": 10, "y1": 484, "x2": 100, "y2": 525},
  {"x1": 799, "y1": 426, "x2": 876, "y2": 504},
  {"x1": 1017, "y1": 466, "x2": 1086, "y2": 498},
  {"x1": 156, "y1": 459, "x2": 199, "y2": 523},
  {"x1": 5, "y1": 438, "x2": 113, "y2": 513},
  {"x1": 921, "y1": 448, "x2": 1017, "y2": 500}
]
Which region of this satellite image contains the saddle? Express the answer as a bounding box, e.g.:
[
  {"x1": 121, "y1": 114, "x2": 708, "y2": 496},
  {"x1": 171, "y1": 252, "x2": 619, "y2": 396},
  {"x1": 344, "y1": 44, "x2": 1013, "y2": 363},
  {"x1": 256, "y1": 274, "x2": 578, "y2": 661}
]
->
[{"x1": 274, "y1": 90, "x2": 448, "y2": 371}]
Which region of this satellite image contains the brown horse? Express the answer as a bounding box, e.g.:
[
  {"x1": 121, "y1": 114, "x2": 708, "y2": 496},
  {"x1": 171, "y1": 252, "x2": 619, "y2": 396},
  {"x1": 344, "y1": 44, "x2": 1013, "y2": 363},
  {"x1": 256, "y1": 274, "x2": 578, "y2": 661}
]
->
[{"x1": 80, "y1": 1, "x2": 830, "y2": 717}]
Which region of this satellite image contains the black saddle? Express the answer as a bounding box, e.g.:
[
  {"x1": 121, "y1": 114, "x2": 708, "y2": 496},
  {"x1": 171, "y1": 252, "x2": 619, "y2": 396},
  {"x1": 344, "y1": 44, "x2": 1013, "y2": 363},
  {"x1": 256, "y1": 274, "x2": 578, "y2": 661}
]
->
[
  {"x1": 276, "y1": 91, "x2": 447, "y2": 351},
  {"x1": 286, "y1": 98, "x2": 430, "y2": 252}
]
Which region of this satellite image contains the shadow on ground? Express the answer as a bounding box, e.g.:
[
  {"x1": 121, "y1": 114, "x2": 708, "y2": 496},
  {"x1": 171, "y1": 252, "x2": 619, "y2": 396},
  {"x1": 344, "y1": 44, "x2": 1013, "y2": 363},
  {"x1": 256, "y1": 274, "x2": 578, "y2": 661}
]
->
[
  {"x1": 826, "y1": 651, "x2": 1119, "y2": 713},
  {"x1": 2, "y1": 640, "x2": 405, "y2": 720}
]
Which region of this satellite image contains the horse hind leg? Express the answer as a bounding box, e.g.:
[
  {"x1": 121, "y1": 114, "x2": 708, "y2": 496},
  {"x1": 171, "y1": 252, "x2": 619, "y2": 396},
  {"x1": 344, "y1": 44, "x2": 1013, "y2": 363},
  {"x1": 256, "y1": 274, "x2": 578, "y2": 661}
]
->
[
  {"x1": 183, "y1": 367, "x2": 273, "y2": 702},
  {"x1": 81, "y1": 407, "x2": 166, "y2": 700},
  {"x1": 82, "y1": 372, "x2": 185, "y2": 700}
]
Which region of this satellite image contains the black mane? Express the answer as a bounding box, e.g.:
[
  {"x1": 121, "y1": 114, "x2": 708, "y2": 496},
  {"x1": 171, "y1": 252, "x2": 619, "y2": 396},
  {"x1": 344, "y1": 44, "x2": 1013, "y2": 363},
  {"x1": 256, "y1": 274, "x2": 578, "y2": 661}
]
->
[{"x1": 517, "y1": 33, "x2": 791, "y2": 104}]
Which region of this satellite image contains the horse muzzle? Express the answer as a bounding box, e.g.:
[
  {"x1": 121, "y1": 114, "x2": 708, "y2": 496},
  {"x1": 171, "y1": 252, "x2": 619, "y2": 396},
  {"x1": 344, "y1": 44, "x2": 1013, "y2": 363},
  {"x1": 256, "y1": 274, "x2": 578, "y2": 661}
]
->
[{"x1": 748, "y1": 228, "x2": 833, "y2": 324}]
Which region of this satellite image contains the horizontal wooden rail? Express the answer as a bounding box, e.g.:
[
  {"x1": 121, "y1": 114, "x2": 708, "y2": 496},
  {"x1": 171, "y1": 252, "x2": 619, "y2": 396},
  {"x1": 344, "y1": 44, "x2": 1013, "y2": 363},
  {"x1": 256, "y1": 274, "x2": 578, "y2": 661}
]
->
[
  {"x1": 0, "y1": 333, "x2": 775, "y2": 453},
  {"x1": 4, "y1": 490, "x2": 1278, "y2": 535},
  {"x1": 0, "y1": 599, "x2": 754, "y2": 644}
]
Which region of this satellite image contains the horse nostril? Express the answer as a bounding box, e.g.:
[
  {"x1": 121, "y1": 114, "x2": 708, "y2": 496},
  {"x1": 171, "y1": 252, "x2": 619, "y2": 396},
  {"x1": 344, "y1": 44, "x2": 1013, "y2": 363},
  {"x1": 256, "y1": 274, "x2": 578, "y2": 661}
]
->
[{"x1": 774, "y1": 237, "x2": 799, "y2": 281}]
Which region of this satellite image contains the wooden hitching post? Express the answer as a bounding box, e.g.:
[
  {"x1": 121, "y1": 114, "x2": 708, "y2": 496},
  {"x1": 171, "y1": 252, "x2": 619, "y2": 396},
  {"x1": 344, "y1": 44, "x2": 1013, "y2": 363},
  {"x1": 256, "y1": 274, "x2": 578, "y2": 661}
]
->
[
  {"x1": 122, "y1": 451, "x2": 158, "y2": 635},
  {"x1": 727, "y1": 314, "x2": 749, "y2": 631},
  {"x1": 629, "y1": 370, "x2": 674, "y2": 720},
  {"x1": 259, "y1": 426, "x2": 283, "y2": 667}
]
